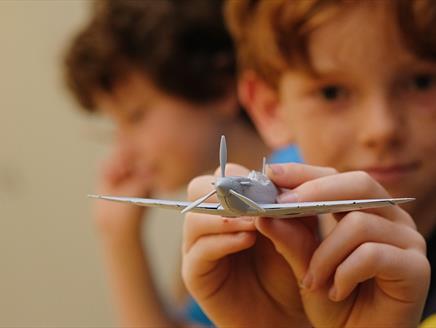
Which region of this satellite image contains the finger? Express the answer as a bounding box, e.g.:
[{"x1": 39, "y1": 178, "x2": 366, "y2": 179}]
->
[
  {"x1": 255, "y1": 217, "x2": 319, "y2": 282},
  {"x1": 101, "y1": 157, "x2": 131, "y2": 184},
  {"x1": 331, "y1": 243, "x2": 430, "y2": 304},
  {"x1": 187, "y1": 175, "x2": 218, "y2": 202},
  {"x1": 307, "y1": 211, "x2": 426, "y2": 290},
  {"x1": 266, "y1": 163, "x2": 337, "y2": 189},
  {"x1": 183, "y1": 213, "x2": 256, "y2": 253},
  {"x1": 214, "y1": 163, "x2": 250, "y2": 177},
  {"x1": 278, "y1": 171, "x2": 414, "y2": 228},
  {"x1": 110, "y1": 143, "x2": 135, "y2": 174},
  {"x1": 101, "y1": 144, "x2": 151, "y2": 187},
  {"x1": 182, "y1": 231, "x2": 257, "y2": 288},
  {"x1": 252, "y1": 234, "x2": 305, "y2": 309}
]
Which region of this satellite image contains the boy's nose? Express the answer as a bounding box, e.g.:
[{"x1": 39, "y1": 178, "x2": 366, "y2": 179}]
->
[{"x1": 358, "y1": 95, "x2": 405, "y2": 151}]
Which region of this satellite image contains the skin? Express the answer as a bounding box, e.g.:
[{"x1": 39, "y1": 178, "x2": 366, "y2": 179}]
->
[
  {"x1": 277, "y1": 2, "x2": 436, "y2": 238},
  {"x1": 94, "y1": 72, "x2": 240, "y2": 194},
  {"x1": 182, "y1": 2, "x2": 433, "y2": 327},
  {"x1": 91, "y1": 71, "x2": 268, "y2": 327}
]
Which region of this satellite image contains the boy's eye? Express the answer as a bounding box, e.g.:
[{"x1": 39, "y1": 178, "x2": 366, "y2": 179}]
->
[
  {"x1": 319, "y1": 85, "x2": 347, "y2": 101},
  {"x1": 409, "y1": 74, "x2": 435, "y2": 91},
  {"x1": 126, "y1": 109, "x2": 145, "y2": 124}
]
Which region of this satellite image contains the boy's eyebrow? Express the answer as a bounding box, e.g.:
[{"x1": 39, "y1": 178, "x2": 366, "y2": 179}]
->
[
  {"x1": 124, "y1": 104, "x2": 150, "y2": 115},
  {"x1": 299, "y1": 56, "x2": 347, "y2": 79},
  {"x1": 301, "y1": 66, "x2": 349, "y2": 81},
  {"x1": 394, "y1": 60, "x2": 436, "y2": 73}
]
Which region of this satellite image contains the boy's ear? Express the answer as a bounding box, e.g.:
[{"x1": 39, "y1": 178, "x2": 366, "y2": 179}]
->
[{"x1": 238, "y1": 70, "x2": 293, "y2": 149}]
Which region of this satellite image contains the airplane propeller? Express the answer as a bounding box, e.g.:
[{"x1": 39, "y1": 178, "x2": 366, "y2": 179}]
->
[
  {"x1": 181, "y1": 135, "x2": 227, "y2": 214},
  {"x1": 220, "y1": 135, "x2": 227, "y2": 178},
  {"x1": 181, "y1": 189, "x2": 217, "y2": 214},
  {"x1": 229, "y1": 189, "x2": 265, "y2": 212},
  {"x1": 181, "y1": 135, "x2": 264, "y2": 214}
]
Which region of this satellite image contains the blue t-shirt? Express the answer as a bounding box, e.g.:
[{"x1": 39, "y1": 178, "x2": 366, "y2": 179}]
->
[
  {"x1": 183, "y1": 145, "x2": 302, "y2": 326},
  {"x1": 423, "y1": 229, "x2": 436, "y2": 320},
  {"x1": 184, "y1": 297, "x2": 214, "y2": 327},
  {"x1": 268, "y1": 145, "x2": 302, "y2": 164}
]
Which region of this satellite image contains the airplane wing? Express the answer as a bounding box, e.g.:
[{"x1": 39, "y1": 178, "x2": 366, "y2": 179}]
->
[
  {"x1": 253, "y1": 198, "x2": 414, "y2": 218},
  {"x1": 89, "y1": 195, "x2": 413, "y2": 218},
  {"x1": 88, "y1": 195, "x2": 232, "y2": 216}
]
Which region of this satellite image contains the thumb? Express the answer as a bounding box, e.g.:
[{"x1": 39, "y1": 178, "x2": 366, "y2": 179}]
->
[{"x1": 255, "y1": 216, "x2": 319, "y2": 282}]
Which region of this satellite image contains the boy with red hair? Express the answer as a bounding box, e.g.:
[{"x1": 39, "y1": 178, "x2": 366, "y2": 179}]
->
[{"x1": 182, "y1": 1, "x2": 436, "y2": 326}]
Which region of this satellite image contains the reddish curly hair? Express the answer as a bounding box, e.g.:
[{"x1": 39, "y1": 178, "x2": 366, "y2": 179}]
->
[{"x1": 225, "y1": 0, "x2": 436, "y2": 89}]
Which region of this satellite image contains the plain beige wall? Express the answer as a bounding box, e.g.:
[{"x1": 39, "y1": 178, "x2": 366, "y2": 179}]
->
[{"x1": 0, "y1": 1, "x2": 183, "y2": 326}]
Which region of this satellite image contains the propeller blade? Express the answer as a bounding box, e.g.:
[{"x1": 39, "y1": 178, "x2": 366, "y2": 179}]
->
[
  {"x1": 220, "y1": 135, "x2": 227, "y2": 177},
  {"x1": 229, "y1": 189, "x2": 265, "y2": 212},
  {"x1": 262, "y1": 157, "x2": 266, "y2": 175},
  {"x1": 181, "y1": 189, "x2": 217, "y2": 214}
]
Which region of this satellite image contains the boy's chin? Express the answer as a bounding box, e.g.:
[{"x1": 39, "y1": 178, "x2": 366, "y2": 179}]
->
[
  {"x1": 379, "y1": 180, "x2": 420, "y2": 206},
  {"x1": 367, "y1": 171, "x2": 411, "y2": 187}
]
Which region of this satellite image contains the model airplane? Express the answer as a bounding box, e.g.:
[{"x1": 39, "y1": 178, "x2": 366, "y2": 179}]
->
[{"x1": 89, "y1": 136, "x2": 413, "y2": 218}]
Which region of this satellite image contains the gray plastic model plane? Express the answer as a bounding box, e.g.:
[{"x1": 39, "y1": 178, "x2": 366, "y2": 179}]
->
[{"x1": 89, "y1": 136, "x2": 413, "y2": 218}]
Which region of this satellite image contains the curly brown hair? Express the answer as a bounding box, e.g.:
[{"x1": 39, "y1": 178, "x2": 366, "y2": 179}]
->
[
  {"x1": 64, "y1": 0, "x2": 237, "y2": 111},
  {"x1": 225, "y1": 0, "x2": 436, "y2": 89}
]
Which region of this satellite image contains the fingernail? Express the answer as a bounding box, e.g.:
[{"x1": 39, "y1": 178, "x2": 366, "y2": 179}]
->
[
  {"x1": 267, "y1": 164, "x2": 284, "y2": 176},
  {"x1": 329, "y1": 286, "x2": 337, "y2": 301},
  {"x1": 301, "y1": 272, "x2": 313, "y2": 290},
  {"x1": 277, "y1": 191, "x2": 298, "y2": 203},
  {"x1": 239, "y1": 216, "x2": 255, "y2": 222}
]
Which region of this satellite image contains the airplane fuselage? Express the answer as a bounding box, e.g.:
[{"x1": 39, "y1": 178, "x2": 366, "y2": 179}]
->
[{"x1": 215, "y1": 170, "x2": 278, "y2": 215}]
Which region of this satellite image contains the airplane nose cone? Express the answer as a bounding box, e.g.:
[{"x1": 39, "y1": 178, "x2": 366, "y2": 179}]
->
[{"x1": 215, "y1": 178, "x2": 230, "y2": 196}]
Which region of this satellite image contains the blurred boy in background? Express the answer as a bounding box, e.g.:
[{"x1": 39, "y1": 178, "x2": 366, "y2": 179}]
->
[
  {"x1": 63, "y1": 0, "x2": 269, "y2": 326},
  {"x1": 182, "y1": 0, "x2": 436, "y2": 326}
]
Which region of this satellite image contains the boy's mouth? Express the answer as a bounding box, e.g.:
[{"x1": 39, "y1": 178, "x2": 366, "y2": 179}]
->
[{"x1": 362, "y1": 161, "x2": 421, "y2": 184}]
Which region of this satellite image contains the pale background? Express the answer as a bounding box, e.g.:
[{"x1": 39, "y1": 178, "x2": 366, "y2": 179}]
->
[{"x1": 0, "y1": 1, "x2": 183, "y2": 326}]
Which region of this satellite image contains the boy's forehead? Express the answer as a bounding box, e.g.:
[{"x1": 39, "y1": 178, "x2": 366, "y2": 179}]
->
[
  {"x1": 94, "y1": 73, "x2": 154, "y2": 112},
  {"x1": 306, "y1": 2, "x2": 415, "y2": 75}
]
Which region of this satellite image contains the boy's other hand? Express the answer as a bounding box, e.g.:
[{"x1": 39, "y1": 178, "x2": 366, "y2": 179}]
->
[
  {"x1": 93, "y1": 147, "x2": 153, "y2": 237},
  {"x1": 182, "y1": 163, "x2": 335, "y2": 327},
  {"x1": 259, "y1": 164, "x2": 430, "y2": 327}
]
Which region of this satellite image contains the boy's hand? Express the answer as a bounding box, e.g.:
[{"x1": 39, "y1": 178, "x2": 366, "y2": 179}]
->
[
  {"x1": 93, "y1": 147, "x2": 153, "y2": 237},
  {"x1": 182, "y1": 163, "x2": 335, "y2": 327},
  {"x1": 258, "y1": 164, "x2": 430, "y2": 327}
]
